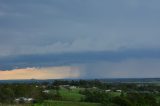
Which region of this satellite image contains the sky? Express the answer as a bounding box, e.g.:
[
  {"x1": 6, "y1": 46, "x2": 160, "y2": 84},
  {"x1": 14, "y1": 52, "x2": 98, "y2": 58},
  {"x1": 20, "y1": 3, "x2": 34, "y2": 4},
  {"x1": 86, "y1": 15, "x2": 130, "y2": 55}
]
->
[{"x1": 0, "y1": 0, "x2": 160, "y2": 79}]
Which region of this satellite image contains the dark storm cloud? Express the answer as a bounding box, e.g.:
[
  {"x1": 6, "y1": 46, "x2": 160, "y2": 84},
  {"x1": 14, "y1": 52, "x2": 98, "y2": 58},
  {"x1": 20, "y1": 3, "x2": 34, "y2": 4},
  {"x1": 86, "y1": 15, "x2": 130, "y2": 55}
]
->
[
  {"x1": 0, "y1": 0, "x2": 160, "y2": 56},
  {"x1": 1, "y1": 0, "x2": 160, "y2": 78},
  {"x1": 0, "y1": 49, "x2": 160, "y2": 70}
]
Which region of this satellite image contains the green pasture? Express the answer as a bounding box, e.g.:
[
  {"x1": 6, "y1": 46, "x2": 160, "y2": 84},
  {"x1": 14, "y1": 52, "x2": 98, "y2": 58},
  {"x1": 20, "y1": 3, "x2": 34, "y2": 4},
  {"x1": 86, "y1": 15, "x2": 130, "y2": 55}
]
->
[{"x1": 50, "y1": 87, "x2": 85, "y2": 101}]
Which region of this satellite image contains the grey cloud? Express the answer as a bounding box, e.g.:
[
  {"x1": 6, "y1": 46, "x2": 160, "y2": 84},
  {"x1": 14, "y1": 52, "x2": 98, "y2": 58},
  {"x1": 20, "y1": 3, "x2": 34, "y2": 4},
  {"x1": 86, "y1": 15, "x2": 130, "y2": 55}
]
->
[
  {"x1": 82, "y1": 59, "x2": 160, "y2": 78},
  {"x1": 0, "y1": 49, "x2": 160, "y2": 70},
  {"x1": 0, "y1": 0, "x2": 160, "y2": 56},
  {"x1": 0, "y1": 1, "x2": 160, "y2": 78}
]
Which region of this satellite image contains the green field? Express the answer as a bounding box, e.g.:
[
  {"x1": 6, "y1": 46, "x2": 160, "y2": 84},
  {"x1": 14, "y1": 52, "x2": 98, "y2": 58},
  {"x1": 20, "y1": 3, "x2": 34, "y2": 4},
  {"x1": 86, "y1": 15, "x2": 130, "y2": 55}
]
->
[
  {"x1": 0, "y1": 88, "x2": 123, "y2": 106},
  {"x1": 50, "y1": 87, "x2": 85, "y2": 101},
  {"x1": 36, "y1": 87, "x2": 101, "y2": 106},
  {"x1": 60, "y1": 87, "x2": 85, "y2": 101},
  {"x1": 34, "y1": 100, "x2": 101, "y2": 106},
  {"x1": 108, "y1": 92, "x2": 121, "y2": 97}
]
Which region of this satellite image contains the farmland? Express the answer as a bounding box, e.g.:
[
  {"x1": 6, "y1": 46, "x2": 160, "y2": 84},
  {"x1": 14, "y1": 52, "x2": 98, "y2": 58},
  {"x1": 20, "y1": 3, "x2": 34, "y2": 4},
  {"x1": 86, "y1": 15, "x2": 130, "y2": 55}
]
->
[
  {"x1": 50, "y1": 87, "x2": 85, "y2": 101},
  {"x1": 1, "y1": 79, "x2": 160, "y2": 106}
]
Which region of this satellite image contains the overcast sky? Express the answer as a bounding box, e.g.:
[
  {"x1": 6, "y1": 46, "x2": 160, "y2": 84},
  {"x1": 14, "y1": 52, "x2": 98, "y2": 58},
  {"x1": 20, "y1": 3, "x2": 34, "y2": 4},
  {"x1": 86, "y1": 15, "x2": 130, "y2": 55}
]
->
[{"x1": 0, "y1": 0, "x2": 160, "y2": 79}]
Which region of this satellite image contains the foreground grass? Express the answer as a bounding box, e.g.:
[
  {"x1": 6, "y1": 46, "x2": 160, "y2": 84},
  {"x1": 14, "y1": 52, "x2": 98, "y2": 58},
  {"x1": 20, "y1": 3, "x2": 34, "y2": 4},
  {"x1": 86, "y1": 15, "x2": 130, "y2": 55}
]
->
[
  {"x1": 34, "y1": 100, "x2": 102, "y2": 106},
  {"x1": 0, "y1": 101, "x2": 101, "y2": 106},
  {"x1": 0, "y1": 104, "x2": 32, "y2": 106}
]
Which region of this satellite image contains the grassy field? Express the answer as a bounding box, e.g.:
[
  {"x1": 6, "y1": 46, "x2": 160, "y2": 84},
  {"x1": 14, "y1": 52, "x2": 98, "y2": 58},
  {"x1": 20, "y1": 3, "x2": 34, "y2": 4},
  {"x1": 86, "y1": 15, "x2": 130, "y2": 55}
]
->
[
  {"x1": 34, "y1": 100, "x2": 101, "y2": 106},
  {"x1": 60, "y1": 87, "x2": 85, "y2": 101},
  {"x1": 50, "y1": 87, "x2": 85, "y2": 101},
  {"x1": 34, "y1": 87, "x2": 101, "y2": 106},
  {"x1": 108, "y1": 92, "x2": 121, "y2": 97},
  {"x1": 0, "y1": 88, "x2": 122, "y2": 106}
]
